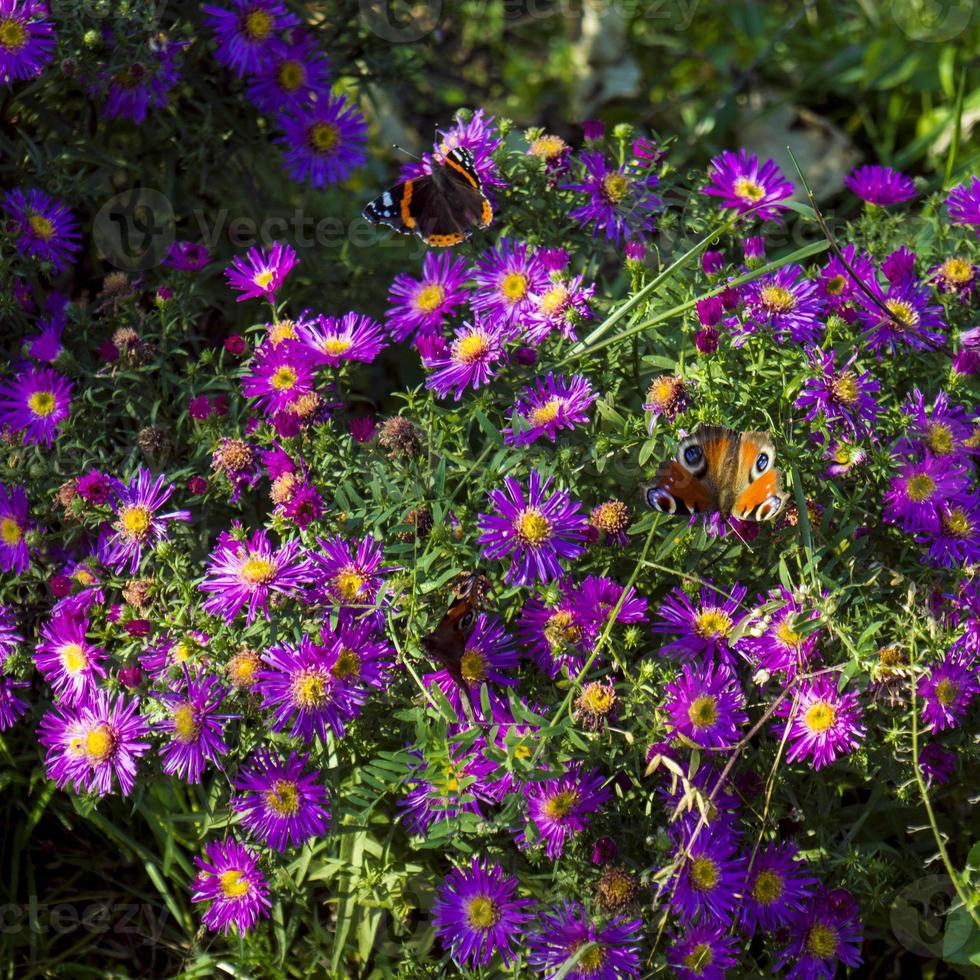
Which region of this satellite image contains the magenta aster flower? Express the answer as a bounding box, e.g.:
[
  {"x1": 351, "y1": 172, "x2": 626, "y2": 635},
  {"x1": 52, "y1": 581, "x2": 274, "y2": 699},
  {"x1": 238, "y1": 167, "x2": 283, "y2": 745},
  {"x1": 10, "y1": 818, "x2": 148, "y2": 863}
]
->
[
  {"x1": 524, "y1": 272, "x2": 595, "y2": 343},
  {"x1": 307, "y1": 533, "x2": 386, "y2": 614},
  {"x1": 37, "y1": 690, "x2": 151, "y2": 797},
  {"x1": 883, "y1": 455, "x2": 968, "y2": 534},
  {"x1": 563, "y1": 152, "x2": 661, "y2": 243},
  {"x1": 918, "y1": 651, "x2": 977, "y2": 733},
  {"x1": 819, "y1": 244, "x2": 877, "y2": 312},
  {"x1": 470, "y1": 239, "x2": 549, "y2": 332},
  {"x1": 98, "y1": 468, "x2": 191, "y2": 574},
  {"x1": 0, "y1": 604, "x2": 21, "y2": 668},
  {"x1": 297, "y1": 312, "x2": 386, "y2": 367},
  {"x1": 277, "y1": 94, "x2": 367, "y2": 188},
  {"x1": 571, "y1": 576, "x2": 648, "y2": 634},
  {"x1": 2, "y1": 188, "x2": 80, "y2": 273},
  {"x1": 431, "y1": 857, "x2": 534, "y2": 970},
  {"x1": 741, "y1": 264, "x2": 825, "y2": 345},
  {"x1": 742, "y1": 842, "x2": 817, "y2": 934},
  {"x1": 918, "y1": 743, "x2": 957, "y2": 786},
  {"x1": 95, "y1": 38, "x2": 186, "y2": 125},
  {"x1": 224, "y1": 241, "x2": 297, "y2": 303},
  {"x1": 929, "y1": 254, "x2": 976, "y2": 299},
  {"x1": 652, "y1": 581, "x2": 748, "y2": 666},
  {"x1": 246, "y1": 33, "x2": 330, "y2": 113},
  {"x1": 202, "y1": 0, "x2": 298, "y2": 75},
  {"x1": 858, "y1": 277, "x2": 946, "y2": 356},
  {"x1": 163, "y1": 240, "x2": 211, "y2": 271},
  {"x1": 777, "y1": 674, "x2": 866, "y2": 770},
  {"x1": 528, "y1": 902, "x2": 642, "y2": 980},
  {"x1": 191, "y1": 839, "x2": 271, "y2": 935},
  {"x1": 319, "y1": 613, "x2": 394, "y2": 692},
  {"x1": 0, "y1": 364, "x2": 72, "y2": 447},
  {"x1": 702, "y1": 149, "x2": 794, "y2": 222},
  {"x1": 0, "y1": 676, "x2": 29, "y2": 731},
  {"x1": 738, "y1": 587, "x2": 822, "y2": 678},
  {"x1": 517, "y1": 588, "x2": 593, "y2": 679},
  {"x1": 665, "y1": 662, "x2": 747, "y2": 749},
  {"x1": 845, "y1": 165, "x2": 916, "y2": 206},
  {"x1": 231, "y1": 750, "x2": 330, "y2": 851},
  {"x1": 386, "y1": 251, "x2": 470, "y2": 343},
  {"x1": 519, "y1": 766, "x2": 610, "y2": 859},
  {"x1": 0, "y1": 0, "x2": 55, "y2": 81},
  {"x1": 946, "y1": 175, "x2": 980, "y2": 235},
  {"x1": 896, "y1": 388, "x2": 976, "y2": 460},
  {"x1": 401, "y1": 109, "x2": 504, "y2": 194},
  {"x1": 424, "y1": 317, "x2": 507, "y2": 400},
  {"x1": 503, "y1": 373, "x2": 597, "y2": 445},
  {"x1": 921, "y1": 497, "x2": 980, "y2": 567},
  {"x1": 478, "y1": 471, "x2": 588, "y2": 586},
  {"x1": 667, "y1": 921, "x2": 739, "y2": 979},
  {"x1": 200, "y1": 528, "x2": 308, "y2": 624},
  {"x1": 776, "y1": 889, "x2": 863, "y2": 980},
  {"x1": 34, "y1": 614, "x2": 107, "y2": 706},
  {"x1": 240, "y1": 340, "x2": 316, "y2": 416},
  {"x1": 0, "y1": 483, "x2": 29, "y2": 574},
  {"x1": 795, "y1": 348, "x2": 881, "y2": 437},
  {"x1": 669, "y1": 827, "x2": 746, "y2": 924}
]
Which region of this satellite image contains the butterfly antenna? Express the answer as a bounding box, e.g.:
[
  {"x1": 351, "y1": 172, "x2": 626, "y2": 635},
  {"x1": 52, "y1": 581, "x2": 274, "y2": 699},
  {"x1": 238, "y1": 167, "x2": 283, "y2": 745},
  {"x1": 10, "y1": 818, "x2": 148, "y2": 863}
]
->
[
  {"x1": 728, "y1": 519, "x2": 754, "y2": 551},
  {"x1": 391, "y1": 144, "x2": 421, "y2": 161}
]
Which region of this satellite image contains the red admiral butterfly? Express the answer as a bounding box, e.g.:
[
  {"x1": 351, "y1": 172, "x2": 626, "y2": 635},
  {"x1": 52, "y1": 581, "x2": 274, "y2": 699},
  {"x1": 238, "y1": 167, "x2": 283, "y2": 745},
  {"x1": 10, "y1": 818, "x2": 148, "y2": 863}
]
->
[{"x1": 362, "y1": 146, "x2": 493, "y2": 248}]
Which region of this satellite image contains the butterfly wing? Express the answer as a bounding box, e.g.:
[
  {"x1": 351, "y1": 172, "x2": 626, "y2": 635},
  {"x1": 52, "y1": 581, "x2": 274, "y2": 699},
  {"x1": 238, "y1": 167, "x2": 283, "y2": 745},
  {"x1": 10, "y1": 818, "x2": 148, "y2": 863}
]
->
[
  {"x1": 644, "y1": 459, "x2": 717, "y2": 515},
  {"x1": 730, "y1": 431, "x2": 787, "y2": 522}
]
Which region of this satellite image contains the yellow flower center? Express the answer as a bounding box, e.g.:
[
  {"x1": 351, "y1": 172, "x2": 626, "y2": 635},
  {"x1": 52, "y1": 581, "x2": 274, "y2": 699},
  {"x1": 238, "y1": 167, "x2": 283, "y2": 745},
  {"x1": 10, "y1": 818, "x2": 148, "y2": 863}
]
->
[
  {"x1": 28, "y1": 213, "x2": 54, "y2": 239},
  {"x1": 414, "y1": 283, "x2": 445, "y2": 313},
  {"x1": 694, "y1": 609, "x2": 733, "y2": 640},
  {"x1": 60, "y1": 643, "x2": 88, "y2": 674},
  {"x1": 332, "y1": 647, "x2": 361, "y2": 681},
  {"x1": 804, "y1": 700, "x2": 836, "y2": 733},
  {"x1": 925, "y1": 423, "x2": 954, "y2": 455},
  {"x1": 321, "y1": 337, "x2": 353, "y2": 357},
  {"x1": 826, "y1": 274, "x2": 846, "y2": 296},
  {"x1": 580, "y1": 682, "x2": 615, "y2": 716},
  {"x1": 940, "y1": 257, "x2": 972, "y2": 284},
  {"x1": 266, "y1": 779, "x2": 300, "y2": 816},
  {"x1": 119, "y1": 505, "x2": 152, "y2": 540},
  {"x1": 278, "y1": 59, "x2": 305, "y2": 91},
  {"x1": 292, "y1": 670, "x2": 327, "y2": 708},
  {"x1": 690, "y1": 856, "x2": 719, "y2": 891},
  {"x1": 465, "y1": 895, "x2": 499, "y2": 929},
  {"x1": 228, "y1": 650, "x2": 260, "y2": 688},
  {"x1": 528, "y1": 398, "x2": 562, "y2": 426},
  {"x1": 886, "y1": 299, "x2": 918, "y2": 327},
  {"x1": 935, "y1": 678, "x2": 958, "y2": 706},
  {"x1": 269, "y1": 319, "x2": 297, "y2": 344},
  {"x1": 270, "y1": 365, "x2": 298, "y2": 391},
  {"x1": 906, "y1": 473, "x2": 936, "y2": 502},
  {"x1": 734, "y1": 177, "x2": 765, "y2": 202},
  {"x1": 239, "y1": 556, "x2": 275, "y2": 586},
  {"x1": 651, "y1": 379, "x2": 675, "y2": 404},
  {"x1": 460, "y1": 648, "x2": 487, "y2": 684},
  {"x1": 576, "y1": 945, "x2": 606, "y2": 971},
  {"x1": 219, "y1": 869, "x2": 251, "y2": 898},
  {"x1": 73, "y1": 568, "x2": 94, "y2": 586},
  {"x1": 941, "y1": 508, "x2": 970, "y2": 538},
  {"x1": 529, "y1": 134, "x2": 567, "y2": 159},
  {"x1": 545, "y1": 610, "x2": 581, "y2": 649},
  {"x1": 543, "y1": 789, "x2": 579, "y2": 819},
  {"x1": 0, "y1": 517, "x2": 22, "y2": 546},
  {"x1": 805, "y1": 923, "x2": 839, "y2": 959},
  {"x1": 454, "y1": 332, "x2": 490, "y2": 364},
  {"x1": 538, "y1": 284, "x2": 569, "y2": 316},
  {"x1": 776, "y1": 617, "x2": 802, "y2": 648},
  {"x1": 683, "y1": 943, "x2": 714, "y2": 974},
  {"x1": 760, "y1": 285, "x2": 797, "y2": 313},
  {"x1": 172, "y1": 703, "x2": 199, "y2": 743},
  {"x1": 752, "y1": 869, "x2": 785, "y2": 905},
  {"x1": 831, "y1": 372, "x2": 859, "y2": 405},
  {"x1": 514, "y1": 508, "x2": 551, "y2": 546},
  {"x1": 310, "y1": 122, "x2": 340, "y2": 154},
  {"x1": 173, "y1": 641, "x2": 192, "y2": 663},
  {"x1": 688, "y1": 695, "x2": 719, "y2": 729},
  {"x1": 253, "y1": 269, "x2": 275, "y2": 290},
  {"x1": 602, "y1": 173, "x2": 629, "y2": 203},
  {"x1": 334, "y1": 569, "x2": 366, "y2": 602},
  {"x1": 27, "y1": 390, "x2": 56, "y2": 417},
  {"x1": 0, "y1": 17, "x2": 28, "y2": 52},
  {"x1": 85, "y1": 724, "x2": 115, "y2": 763},
  {"x1": 500, "y1": 272, "x2": 529, "y2": 302},
  {"x1": 242, "y1": 9, "x2": 272, "y2": 40}
]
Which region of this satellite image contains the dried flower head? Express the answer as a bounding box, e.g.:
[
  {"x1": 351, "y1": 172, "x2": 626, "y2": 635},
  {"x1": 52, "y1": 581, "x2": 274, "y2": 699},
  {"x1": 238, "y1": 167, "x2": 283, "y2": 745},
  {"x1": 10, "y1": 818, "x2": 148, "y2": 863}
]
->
[{"x1": 378, "y1": 416, "x2": 424, "y2": 459}]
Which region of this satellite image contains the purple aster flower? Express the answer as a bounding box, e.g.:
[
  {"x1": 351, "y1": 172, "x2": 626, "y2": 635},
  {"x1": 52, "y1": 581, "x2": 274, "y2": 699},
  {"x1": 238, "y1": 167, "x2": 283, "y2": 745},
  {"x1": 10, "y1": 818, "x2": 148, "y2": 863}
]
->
[
  {"x1": 256, "y1": 634, "x2": 355, "y2": 742},
  {"x1": 0, "y1": 483, "x2": 29, "y2": 574},
  {"x1": 882, "y1": 245, "x2": 918, "y2": 286},
  {"x1": 918, "y1": 742, "x2": 957, "y2": 786},
  {"x1": 503, "y1": 373, "x2": 597, "y2": 445},
  {"x1": 470, "y1": 239, "x2": 549, "y2": 332},
  {"x1": 946, "y1": 175, "x2": 980, "y2": 235},
  {"x1": 34, "y1": 613, "x2": 107, "y2": 706},
  {"x1": 524, "y1": 273, "x2": 595, "y2": 343},
  {"x1": 319, "y1": 613, "x2": 394, "y2": 691},
  {"x1": 819, "y1": 244, "x2": 876, "y2": 312},
  {"x1": 669, "y1": 827, "x2": 746, "y2": 924},
  {"x1": 741, "y1": 265, "x2": 825, "y2": 345},
  {"x1": 519, "y1": 765, "x2": 610, "y2": 859},
  {"x1": 37, "y1": 689, "x2": 150, "y2": 797},
  {"x1": 794, "y1": 348, "x2": 881, "y2": 437},
  {"x1": 96, "y1": 38, "x2": 186, "y2": 125},
  {"x1": 0, "y1": 364, "x2": 72, "y2": 447},
  {"x1": 845, "y1": 165, "x2": 916, "y2": 206},
  {"x1": 246, "y1": 33, "x2": 330, "y2": 113},
  {"x1": 777, "y1": 674, "x2": 866, "y2": 770},
  {"x1": 401, "y1": 109, "x2": 504, "y2": 194},
  {"x1": 517, "y1": 588, "x2": 592, "y2": 679},
  {"x1": 858, "y1": 277, "x2": 946, "y2": 356},
  {"x1": 883, "y1": 455, "x2": 968, "y2": 534},
  {"x1": 0, "y1": 604, "x2": 21, "y2": 668},
  {"x1": 918, "y1": 651, "x2": 977, "y2": 733},
  {"x1": 930, "y1": 255, "x2": 977, "y2": 299},
  {"x1": 0, "y1": 676, "x2": 28, "y2": 731},
  {"x1": 431, "y1": 857, "x2": 534, "y2": 970},
  {"x1": 738, "y1": 588, "x2": 822, "y2": 678},
  {"x1": 231, "y1": 750, "x2": 330, "y2": 851},
  {"x1": 667, "y1": 922, "x2": 740, "y2": 979},
  {"x1": 776, "y1": 889, "x2": 863, "y2": 980},
  {"x1": 297, "y1": 311, "x2": 386, "y2": 367},
  {"x1": 921, "y1": 497, "x2": 980, "y2": 567},
  {"x1": 154, "y1": 670, "x2": 230, "y2": 784},
  {"x1": 201, "y1": 0, "x2": 297, "y2": 75},
  {"x1": 307, "y1": 533, "x2": 386, "y2": 614},
  {"x1": 423, "y1": 317, "x2": 507, "y2": 400},
  {"x1": 528, "y1": 902, "x2": 642, "y2": 980},
  {"x1": 665, "y1": 662, "x2": 747, "y2": 749},
  {"x1": 478, "y1": 471, "x2": 588, "y2": 586},
  {"x1": 277, "y1": 94, "x2": 367, "y2": 188},
  {"x1": 386, "y1": 251, "x2": 470, "y2": 343},
  {"x1": 97, "y1": 468, "x2": 191, "y2": 574},
  {"x1": 702, "y1": 149, "x2": 794, "y2": 222},
  {"x1": 191, "y1": 839, "x2": 271, "y2": 935},
  {"x1": 2, "y1": 187, "x2": 80, "y2": 273},
  {"x1": 224, "y1": 241, "x2": 297, "y2": 303},
  {"x1": 571, "y1": 576, "x2": 648, "y2": 634},
  {"x1": 643, "y1": 375, "x2": 691, "y2": 433},
  {"x1": 896, "y1": 388, "x2": 976, "y2": 459},
  {"x1": 825, "y1": 439, "x2": 868, "y2": 478},
  {"x1": 0, "y1": 0, "x2": 54, "y2": 81},
  {"x1": 163, "y1": 240, "x2": 211, "y2": 272},
  {"x1": 651, "y1": 581, "x2": 748, "y2": 666},
  {"x1": 241, "y1": 339, "x2": 317, "y2": 417},
  {"x1": 563, "y1": 152, "x2": 661, "y2": 244},
  {"x1": 200, "y1": 528, "x2": 308, "y2": 624},
  {"x1": 742, "y1": 842, "x2": 817, "y2": 934}
]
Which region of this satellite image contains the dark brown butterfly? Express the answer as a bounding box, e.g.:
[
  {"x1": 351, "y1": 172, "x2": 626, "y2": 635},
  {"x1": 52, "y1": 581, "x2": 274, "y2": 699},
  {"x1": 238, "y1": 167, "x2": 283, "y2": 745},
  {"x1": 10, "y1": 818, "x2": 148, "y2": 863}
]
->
[{"x1": 421, "y1": 572, "x2": 491, "y2": 722}]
